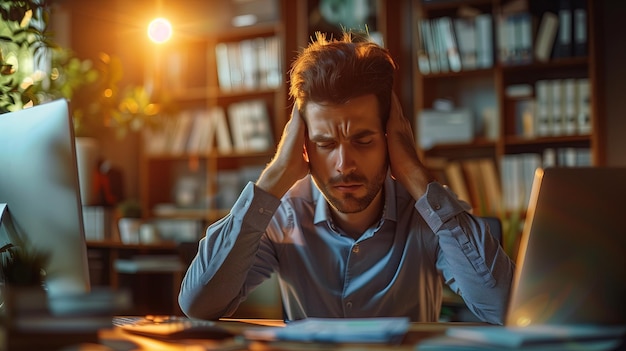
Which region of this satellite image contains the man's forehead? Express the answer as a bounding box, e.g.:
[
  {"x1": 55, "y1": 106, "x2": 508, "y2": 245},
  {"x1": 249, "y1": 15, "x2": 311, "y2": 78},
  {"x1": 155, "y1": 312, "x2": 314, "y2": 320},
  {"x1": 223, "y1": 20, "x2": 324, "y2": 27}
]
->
[{"x1": 304, "y1": 95, "x2": 381, "y2": 128}]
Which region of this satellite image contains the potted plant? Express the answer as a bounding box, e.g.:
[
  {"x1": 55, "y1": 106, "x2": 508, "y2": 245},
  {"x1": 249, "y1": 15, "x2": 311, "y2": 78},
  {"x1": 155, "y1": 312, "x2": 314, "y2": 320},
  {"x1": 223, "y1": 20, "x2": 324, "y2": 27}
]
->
[
  {"x1": 0, "y1": 243, "x2": 50, "y2": 321},
  {"x1": 116, "y1": 198, "x2": 143, "y2": 244}
]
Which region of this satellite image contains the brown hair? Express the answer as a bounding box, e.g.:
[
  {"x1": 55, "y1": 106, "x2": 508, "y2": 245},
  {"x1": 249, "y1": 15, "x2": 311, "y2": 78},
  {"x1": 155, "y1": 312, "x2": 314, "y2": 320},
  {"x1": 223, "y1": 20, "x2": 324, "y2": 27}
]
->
[{"x1": 289, "y1": 31, "x2": 397, "y2": 126}]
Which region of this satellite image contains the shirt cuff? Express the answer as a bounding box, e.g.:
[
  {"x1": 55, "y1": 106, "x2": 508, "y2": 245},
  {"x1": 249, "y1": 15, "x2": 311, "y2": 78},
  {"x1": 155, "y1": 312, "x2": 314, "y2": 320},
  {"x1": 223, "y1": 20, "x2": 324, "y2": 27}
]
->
[
  {"x1": 232, "y1": 181, "x2": 281, "y2": 232},
  {"x1": 415, "y1": 181, "x2": 471, "y2": 232}
]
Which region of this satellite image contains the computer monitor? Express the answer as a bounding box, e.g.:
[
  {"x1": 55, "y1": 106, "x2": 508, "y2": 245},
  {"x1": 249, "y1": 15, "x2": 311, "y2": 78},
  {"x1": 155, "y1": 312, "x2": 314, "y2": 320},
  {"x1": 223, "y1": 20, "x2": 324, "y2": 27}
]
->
[{"x1": 0, "y1": 99, "x2": 90, "y2": 297}]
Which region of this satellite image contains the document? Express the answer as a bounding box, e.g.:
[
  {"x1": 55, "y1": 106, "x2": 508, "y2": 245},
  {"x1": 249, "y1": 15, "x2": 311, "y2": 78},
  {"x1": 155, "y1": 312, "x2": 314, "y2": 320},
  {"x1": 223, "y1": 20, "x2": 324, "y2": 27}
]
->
[
  {"x1": 418, "y1": 324, "x2": 626, "y2": 350},
  {"x1": 243, "y1": 317, "x2": 410, "y2": 344}
]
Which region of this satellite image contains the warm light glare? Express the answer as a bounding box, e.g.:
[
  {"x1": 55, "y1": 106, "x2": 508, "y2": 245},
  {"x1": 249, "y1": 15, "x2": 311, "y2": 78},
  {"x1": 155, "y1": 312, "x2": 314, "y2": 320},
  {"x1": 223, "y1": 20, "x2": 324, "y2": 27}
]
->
[{"x1": 147, "y1": 18, "x2": 172, "y2": 44}]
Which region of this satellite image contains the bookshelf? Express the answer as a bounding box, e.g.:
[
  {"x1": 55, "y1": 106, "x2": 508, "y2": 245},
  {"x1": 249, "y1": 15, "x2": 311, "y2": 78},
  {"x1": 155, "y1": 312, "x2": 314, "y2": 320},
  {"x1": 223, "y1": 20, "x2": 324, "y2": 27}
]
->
[
  {"x1": 139, "y1": 1, "x2": 296, "y2": 224},
  {"x1": 412, "y1": 0, "x2": 601, "y2": 226}
]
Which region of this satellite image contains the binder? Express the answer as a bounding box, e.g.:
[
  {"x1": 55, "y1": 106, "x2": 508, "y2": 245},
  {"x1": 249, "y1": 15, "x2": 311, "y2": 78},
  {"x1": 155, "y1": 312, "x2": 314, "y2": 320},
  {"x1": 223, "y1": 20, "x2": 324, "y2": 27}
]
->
[
  {"x1": 562, "y1": 79, "x2": 578, "y2": 135},
  {"x1": 572, "y1": 0, "x2": 588, "y2": 56},
  {"x1": 549, "y1": 79, "x2": 563, "y2": 136},
  {"x1": 553, "y1": 0, "x2": 573, "y2": 58},
  {"x1": 535, "y1": 80, "x2": 551, "y2": 136},
  {"x1": 576, "y1": 78, "x2": 591, "y2": 135}
]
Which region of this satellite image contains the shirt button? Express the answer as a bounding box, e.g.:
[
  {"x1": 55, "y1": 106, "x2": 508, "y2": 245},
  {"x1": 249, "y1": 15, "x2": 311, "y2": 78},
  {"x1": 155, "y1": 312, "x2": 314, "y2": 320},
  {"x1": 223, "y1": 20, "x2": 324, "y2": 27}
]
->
[
  {"x1": 352, "y1": 245, "x2": 360, "y2": 254},
  {"x1": 346, "y1": 301, "x2": 353, "y2": 309},
  {"x1": 434, "y1": 204, "x2": 441, "y2": 210},
  {"x1": 258, "y1": 207, "x2": 264, "y2": 213}
]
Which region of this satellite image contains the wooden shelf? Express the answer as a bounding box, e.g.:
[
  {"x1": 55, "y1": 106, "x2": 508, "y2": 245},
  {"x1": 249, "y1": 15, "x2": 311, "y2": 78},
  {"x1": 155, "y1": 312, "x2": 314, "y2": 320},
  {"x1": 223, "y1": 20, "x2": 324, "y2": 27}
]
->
[{"x1": 412, "y1": 0, "x2": 601, "y2": 222}]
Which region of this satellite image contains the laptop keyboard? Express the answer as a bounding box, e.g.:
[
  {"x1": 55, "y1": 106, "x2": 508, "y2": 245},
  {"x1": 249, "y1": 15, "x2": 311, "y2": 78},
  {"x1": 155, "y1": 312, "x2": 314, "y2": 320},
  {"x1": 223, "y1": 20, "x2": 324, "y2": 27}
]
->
[{"x1": 113, "y1": 315, "x2": 234, "y2": 340}]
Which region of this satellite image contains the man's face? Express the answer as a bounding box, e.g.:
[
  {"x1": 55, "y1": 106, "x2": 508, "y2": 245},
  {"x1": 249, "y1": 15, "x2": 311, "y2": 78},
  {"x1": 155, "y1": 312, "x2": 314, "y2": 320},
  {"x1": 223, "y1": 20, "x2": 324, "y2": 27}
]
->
[{"x1": 304, "y1": 94, "x2": 388, "y2": 214}]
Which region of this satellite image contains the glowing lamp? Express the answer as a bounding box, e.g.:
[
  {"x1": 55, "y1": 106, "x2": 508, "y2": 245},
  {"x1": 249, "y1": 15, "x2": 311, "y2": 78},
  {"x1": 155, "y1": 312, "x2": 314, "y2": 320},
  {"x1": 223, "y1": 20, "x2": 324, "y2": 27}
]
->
[{"x1": 147, "y1": 18, "x2": 172, "y2": 44}]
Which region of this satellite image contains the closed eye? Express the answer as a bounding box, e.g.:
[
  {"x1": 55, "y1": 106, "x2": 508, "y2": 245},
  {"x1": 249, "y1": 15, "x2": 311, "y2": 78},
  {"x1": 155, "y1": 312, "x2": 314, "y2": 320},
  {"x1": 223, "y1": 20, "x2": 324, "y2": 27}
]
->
[
  {"x1": 354, "y1": 138, "x2": 373, "y2": 146},
  {"x1": 316, "y1": 141, "x2": 336, "y2": 149}
]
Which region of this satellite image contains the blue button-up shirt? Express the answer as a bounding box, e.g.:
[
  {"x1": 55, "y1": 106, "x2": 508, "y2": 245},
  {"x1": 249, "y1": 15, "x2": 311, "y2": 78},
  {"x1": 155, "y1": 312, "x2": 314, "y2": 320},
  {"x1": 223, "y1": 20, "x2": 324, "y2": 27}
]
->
[{"x1": 179, "y1": 175, "x2": 514, "y2": 324}]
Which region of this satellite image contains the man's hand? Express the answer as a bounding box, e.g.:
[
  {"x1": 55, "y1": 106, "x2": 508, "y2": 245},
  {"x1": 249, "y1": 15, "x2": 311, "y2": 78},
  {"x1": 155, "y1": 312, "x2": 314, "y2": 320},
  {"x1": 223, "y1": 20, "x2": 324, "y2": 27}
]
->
[
  {"x1": 256, "y1": 104, "x2": 309, "y2": 199},
  {"x1": 386, "y1": 93, "x2": 434, "y2": 200}
]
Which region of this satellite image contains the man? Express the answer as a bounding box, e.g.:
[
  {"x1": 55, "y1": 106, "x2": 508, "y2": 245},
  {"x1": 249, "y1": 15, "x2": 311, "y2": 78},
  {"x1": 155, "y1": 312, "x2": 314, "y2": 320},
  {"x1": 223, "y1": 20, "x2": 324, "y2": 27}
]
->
[{"x1": 179, "y1": 32, "x2": 514, "y2": 324}]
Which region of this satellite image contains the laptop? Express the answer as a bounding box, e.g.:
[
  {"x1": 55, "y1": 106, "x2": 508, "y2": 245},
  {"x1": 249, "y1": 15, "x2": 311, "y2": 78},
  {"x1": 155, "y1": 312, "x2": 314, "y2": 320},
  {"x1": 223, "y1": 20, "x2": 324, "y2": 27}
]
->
[
  {"x1": 420, "y1": 167, "x2": 626, "y2": 349},
  {"x1": 506, "y1": 167, "x2": 626, "y2": 327}
]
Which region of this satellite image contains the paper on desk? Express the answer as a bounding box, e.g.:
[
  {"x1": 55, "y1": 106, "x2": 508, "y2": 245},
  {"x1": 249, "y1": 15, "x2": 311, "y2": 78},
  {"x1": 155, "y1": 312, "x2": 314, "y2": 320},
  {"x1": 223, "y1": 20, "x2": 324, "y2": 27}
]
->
[
  {"x1": 243, "y1": 317, "x2": 410, "y2": 343},
  {"x1": 424, "y1": 324, "x2": 626, "y2": 349}
]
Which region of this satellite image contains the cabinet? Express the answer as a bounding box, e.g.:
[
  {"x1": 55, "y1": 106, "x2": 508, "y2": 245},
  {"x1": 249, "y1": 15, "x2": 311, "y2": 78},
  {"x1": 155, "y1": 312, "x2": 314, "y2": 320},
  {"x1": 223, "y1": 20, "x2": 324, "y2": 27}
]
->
[
  {"x1": 411, "y1": 0, "x2": 602, "y2": 242},
  {"x1": 86, "y1": 240, "x2": 185, "y2": 316}
]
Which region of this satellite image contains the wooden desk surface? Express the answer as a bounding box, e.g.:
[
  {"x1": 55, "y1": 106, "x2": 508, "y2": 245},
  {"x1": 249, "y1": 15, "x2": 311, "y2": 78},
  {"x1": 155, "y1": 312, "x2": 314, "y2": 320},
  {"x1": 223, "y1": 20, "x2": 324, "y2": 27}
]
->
[{"x1": 98, "y1": 319, "x2": 480, "y2": 351}]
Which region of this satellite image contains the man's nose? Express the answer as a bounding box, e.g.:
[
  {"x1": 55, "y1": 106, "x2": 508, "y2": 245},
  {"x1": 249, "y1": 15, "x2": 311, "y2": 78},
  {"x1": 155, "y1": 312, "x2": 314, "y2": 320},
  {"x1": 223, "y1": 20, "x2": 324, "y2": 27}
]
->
[{"x1": 335, "y1": 145, "x2": 357, "y2": 175}]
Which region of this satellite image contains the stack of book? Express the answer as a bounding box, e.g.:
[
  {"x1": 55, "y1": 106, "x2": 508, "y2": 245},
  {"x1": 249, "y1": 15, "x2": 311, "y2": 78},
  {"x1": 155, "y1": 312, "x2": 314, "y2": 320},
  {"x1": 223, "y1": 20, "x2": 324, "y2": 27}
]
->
[{"x1": 143, "y1": 100, "x2": 273, "y2": 156}]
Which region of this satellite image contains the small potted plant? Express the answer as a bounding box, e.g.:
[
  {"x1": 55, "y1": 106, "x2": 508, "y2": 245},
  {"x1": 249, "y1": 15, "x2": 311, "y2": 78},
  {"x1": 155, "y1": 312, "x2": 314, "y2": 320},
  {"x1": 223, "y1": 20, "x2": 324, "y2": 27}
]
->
[
  {"x1": 0, "y1": 243, "x2": 50, "y2": 321},
  {"x1": 116, "y1": 198, "x2": 143, "y2": 244}
]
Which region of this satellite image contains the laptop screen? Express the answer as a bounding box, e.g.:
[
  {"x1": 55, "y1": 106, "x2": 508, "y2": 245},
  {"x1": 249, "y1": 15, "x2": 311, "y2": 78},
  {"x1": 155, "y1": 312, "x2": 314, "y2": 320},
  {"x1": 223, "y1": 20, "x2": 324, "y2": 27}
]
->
[{"x1": 506, "y1": 167, "x2": 626, "y2": 327}]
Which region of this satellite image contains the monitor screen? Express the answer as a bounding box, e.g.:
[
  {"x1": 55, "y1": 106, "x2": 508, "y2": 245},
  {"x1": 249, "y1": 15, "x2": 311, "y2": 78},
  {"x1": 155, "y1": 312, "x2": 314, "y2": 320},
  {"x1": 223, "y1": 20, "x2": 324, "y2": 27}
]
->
[{"x1": 0, "y1": 99, "x2": 90, "y2": 296}]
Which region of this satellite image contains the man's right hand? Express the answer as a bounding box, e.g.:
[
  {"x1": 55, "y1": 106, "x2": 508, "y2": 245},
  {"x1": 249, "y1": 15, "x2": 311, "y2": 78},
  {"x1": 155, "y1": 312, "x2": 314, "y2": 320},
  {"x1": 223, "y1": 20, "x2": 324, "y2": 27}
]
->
[{"x1": 256, "y1": 104, "x2": 309, "y2": 199}]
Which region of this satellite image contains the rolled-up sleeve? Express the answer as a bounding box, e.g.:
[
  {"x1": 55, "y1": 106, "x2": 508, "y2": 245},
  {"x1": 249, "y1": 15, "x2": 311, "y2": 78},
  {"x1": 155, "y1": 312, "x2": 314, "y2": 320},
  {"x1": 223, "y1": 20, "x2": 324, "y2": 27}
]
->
[
  {"x1": 178, "y1": 182, "x2": 281, "y2": 320},
  {"x1": 416, "y1": 182, "x2": 515, "y2": 325}
]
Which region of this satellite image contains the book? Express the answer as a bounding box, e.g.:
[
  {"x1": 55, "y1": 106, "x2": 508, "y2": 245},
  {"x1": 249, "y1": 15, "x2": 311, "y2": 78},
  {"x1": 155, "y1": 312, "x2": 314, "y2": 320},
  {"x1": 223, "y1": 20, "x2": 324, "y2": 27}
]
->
[
  {"x1": 576, "y1": 78, "x2": 591, "y2": 134},
  {"x1": 213, "y1": 106, "x2": 233, "y2": 153},
  {"x1": 433, "y1": 18, "x2": 449, "y2": 73},
  {"x1": 421, "y1": 19, "x2": 440, "y2": 74},
  {"x1": 82, "y1": 206, "x2": 112, "y2": 241},
  {"x1": 170, "y1": 110, "x2": 194, "y2": 155},
  {"x1": 478, "y1": 158, "x2": 502, "y2": 216},
  {"x1": 264, "y1": 36, "x2": 282, "y2": 88},
  {"x1": 444, "y1": 161, "x2": 471, "y2": 206},
  {"x1": 185, "y1": 110, "x2": 205, "y2": 154},
  {"x1": 475, "y1": 13, "x2": 493, "y2": 68},
  {"x1": 496, "y1": 13, "x2": 512, "y2": 65},
  {"x1": 114, "y1": 255, "x2": 184, "y2": 273},
  {"x1": 226, "y1": 41, "x2": 244, "y2": 90},
  {"x1": 549, "y1": 79, "x2": 563, "y2": 135},
  {"x1": 438, "y1": 16, "x2": 461, "y2": 72},
  {"x1": 239, "y1": 39, "x2": 258, "y2": 90},
  {"x1": 562, "y1": 78, "x2": 578, "y2": 135},
  {"x1": 535, "y1": 12, "x2": 559, "y2": 62},
  {"x1": 215, "y1": 42, "x2": 232, "y2": 91},
  {"x1": 453, "y1": 17, "x2": 477, "y2": 70},
  {"x1": 416, "y1": 18, "x2": 431, "y2": 74},
  {"x1": 514, "y1": 98, "x2": 536, "y2": 138},
  {"x1": 228, "y1": 100, "x2": 273, "y2": 152},
  {"x1": 515, "y1": 12, "x2": 533, "y2": 64},
  {"x1": 535, "y1": 80, "x2": 552, "y2": 136}
]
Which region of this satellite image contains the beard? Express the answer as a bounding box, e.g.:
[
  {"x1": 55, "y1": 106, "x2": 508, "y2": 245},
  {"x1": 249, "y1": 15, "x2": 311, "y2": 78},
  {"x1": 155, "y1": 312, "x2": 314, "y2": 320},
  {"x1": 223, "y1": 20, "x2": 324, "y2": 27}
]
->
[{"x1": 312, "y1": 165, "x2": 387, "y2": 214}]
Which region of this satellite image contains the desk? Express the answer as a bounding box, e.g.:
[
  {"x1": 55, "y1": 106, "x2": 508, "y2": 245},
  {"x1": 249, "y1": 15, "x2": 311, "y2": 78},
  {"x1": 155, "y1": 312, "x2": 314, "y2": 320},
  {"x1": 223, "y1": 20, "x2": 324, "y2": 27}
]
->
[{"x1": 97, "y1": 320, "x2": 471, "y2": 351}]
